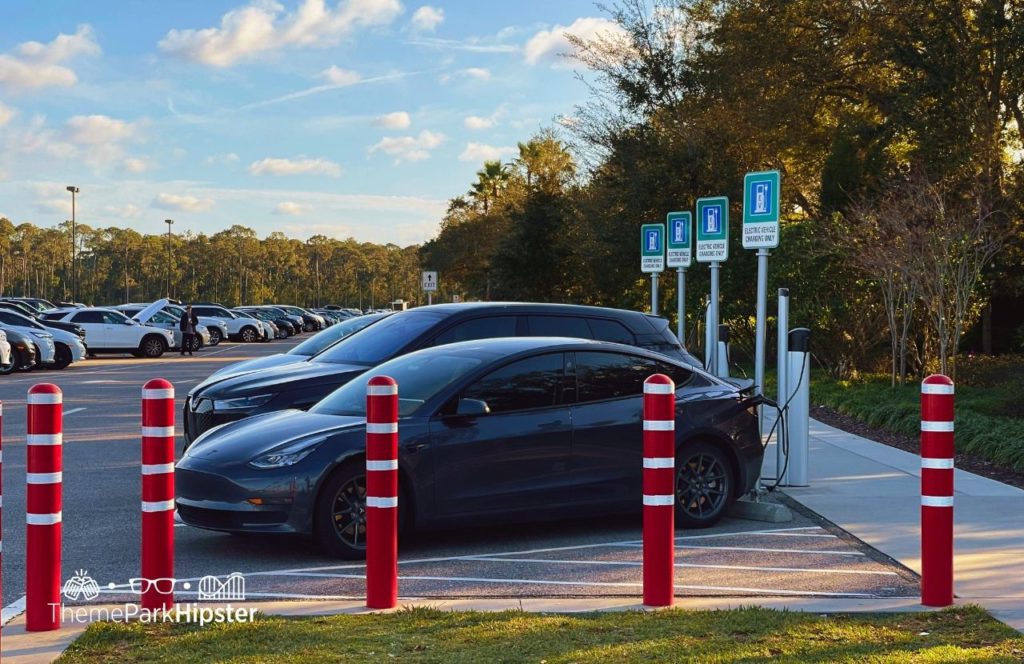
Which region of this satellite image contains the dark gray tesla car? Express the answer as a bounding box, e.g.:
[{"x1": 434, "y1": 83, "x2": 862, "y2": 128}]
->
[{"x1": 176, "y1": 337, "x2": 762, "y2": 558}]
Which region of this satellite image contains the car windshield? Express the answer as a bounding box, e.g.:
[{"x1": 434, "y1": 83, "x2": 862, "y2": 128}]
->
[
  {"x1": 288, "y1": 314, "x2": 385, "y2": 357},
  {"x1": 313, "y1": 309, "x2": 445, "y2": 365},
  {"x1": 104, "y1": 310, "x2": 131, "y2": 323},
  {"x1": 311, "y1": 351, "x2": 484, "y2": 418}
]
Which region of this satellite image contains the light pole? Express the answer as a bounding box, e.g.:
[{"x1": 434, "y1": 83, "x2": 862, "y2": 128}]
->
[
  {"x1": 164, "y1": 219, "x2": 174, "y2": 298},
  {"x1": 66, "y1": 186, "x2": 79, "y2": 301}
]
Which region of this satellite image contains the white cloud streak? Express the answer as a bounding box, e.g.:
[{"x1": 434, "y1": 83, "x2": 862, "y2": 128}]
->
[
  {"x1": 369, "y1": 130, "x2": 444, "y2": 164},
  {"x1": 372, "y1": 111, "x2": 411, "y2": 129},
  {"x1": 274, "y1": 201, "x2": 306, "y2": 215},
  {"x1": 248, "y1": 156, "x2": 342, "y2": 177},
  {"x1": 152, "y1": 193, "x2": 215, "y2": 212},
  {"x1": 459, "y1": 143, "x2": 516, "y2": 163}
]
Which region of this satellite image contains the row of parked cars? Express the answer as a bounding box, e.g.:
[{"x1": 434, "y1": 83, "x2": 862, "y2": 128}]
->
[
  {"x1": 0, "y1": 296, "x2": 361, "y2": 372},
  {"x1": 176, "y1": 302, "x2": 764, "y2": 559}
]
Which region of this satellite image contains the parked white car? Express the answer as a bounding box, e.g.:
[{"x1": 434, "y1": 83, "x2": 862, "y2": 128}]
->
[
  {"x1": 113, "y1": 302, "x2": 211, "y2": 351},
  {"x1": 189, "y1": 304, "x2": 266, "y2": 343},
  {"x1": 158, "y1": 304, "x2": 228, "y2": 347},
  {"x1": 44, "y1": 307, "x2": 175, "y2": 358},
  {"x1": 0, "y1": 309, "x2": 85, "y2": 369}
]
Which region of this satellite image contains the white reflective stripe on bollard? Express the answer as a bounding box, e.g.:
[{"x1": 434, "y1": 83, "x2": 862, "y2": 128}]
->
[
  {"x1": 141, "y1": 463, "x2": 175, "y2": 475},
  {"x1": 643, "y1": 383, "x2": 675, "y2": 395},
  {"x1": 921, "y1": 496, "x2": 954, "y2": 507},
  {"x1": 642, "y1": 495, "x2": 674, "y2": 507},
  {"x1": 921, "y1": 421, "x2": 954, "y2": 432},
  {"x1": 367, "y1": 385, "x2": 398, "y2": 396},
  {"x1": 142, "y1": 426, "x2": 175, "y2": 438},
  {"x1": 366, "y1": 423, "x2": 398, "y2": 434},
  {"x1": 921, "y1": 383, "x2": 955, "y2": 395},
  {"x1": 26, "y1": 472, "x2": 62, "y2": 484},
  {"x1": 26, "y1": 434, "x2": 62, "y2": 446},
  {"x1": 642, "y1": 457, "x2": 674, "y2": 469},
  {"x1": 366, "y1": 496, "x2": 398, "y2": 508},
  {"x1": 921, "y1": 458, "x2": 955, "y2": 470},
  {"x1": 142, "y1": 388, "x2": 175, "y2": 400},
  {"x1": 26, "y1": 512, "x2": 62, "y2": 525},
  {"x1": 366, "y1": 460, "x2": 398, "y2": 471},
  {"x1": 642, "y1": 420, "x2": 674, "y2": 431},
  {"x1": 141, "y1": 500, "x2": 176, "y2": 513},
  {"x1": 26, "y1": 393, "x2": 62, "y2": 405}
]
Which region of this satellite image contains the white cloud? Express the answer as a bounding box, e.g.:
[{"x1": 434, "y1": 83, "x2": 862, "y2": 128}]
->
[
  {"x1": 274, "y1": 201, "x2": 306, "y2": 215},
  {"x1": 459, "y1": 142, "x2": 516, "y2": 163},
  {"x1": 152, "y1": 193, "x2": 215, "y2": 212},
  {"x1": 64, "y1": 114, "x2": 138, "y2": 144},
  {"x1": 35, "y1": 199, "x2": 72, "y2": 215},
  {"x1": 0, "y1": 25, "x2": 101, "y2": 92},
  {"x1": 462, "y1": 67, "x2": 490, "y2": 80},
  {"x1": 410, "y1": 6, "x2": 444, "y2": 33},
  {"x1": 464, "y1": 115, "x2": 494, "y2": 130},
  {"x1": 159, "y1": 0, "x2": 402, "y2": 67},
  {"x1": 105, "y1": 204, "x2": 142, "y2": 219},
  {"x1": 123, "y1": 157, "x2": 155, "y2": 174},
  {"x1": 372, "y1": 111, "x2": 411, "y2": 129},
  {"x1": 248, "y1": 156, "x2": 342, "y2": 177},
  {"x1": 203, "y1": 152, "x2": 240, "y2": 166},
  {"x1": 369, "y1": 130, "x2": 444, "y2": 164},
  {"x1": 0, "y1": 102, "x2": 14, "y2": 127},
  {"x1": 524, "y1": 17, "x2": 625, "y2": 67},
  {"x1": 320, "y1": 65, "x2": 361, "y2": 86}
]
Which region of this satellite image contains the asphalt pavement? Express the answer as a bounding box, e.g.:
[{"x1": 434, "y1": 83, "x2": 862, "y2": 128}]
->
[{"x1": 0, "y1": 340, "x2": 919, "y2": 613}]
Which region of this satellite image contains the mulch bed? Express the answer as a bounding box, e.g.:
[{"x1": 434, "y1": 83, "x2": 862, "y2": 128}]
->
[{"x1": 810, "y1": 404, "x2": 1024, "y2": 491}]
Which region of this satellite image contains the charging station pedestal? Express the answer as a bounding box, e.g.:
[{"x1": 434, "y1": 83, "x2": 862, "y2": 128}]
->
[
  {"x1": 716, "y1": 324, "x2": 730, "y2": 379},
  {"x1": 783, "y1": 328, "x2": 811, "y2": 486}
]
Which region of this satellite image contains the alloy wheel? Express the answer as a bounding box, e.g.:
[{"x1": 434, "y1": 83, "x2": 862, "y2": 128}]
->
[
  {"x1": 676, "y1": 452, "x2": 728, "y2": 520},
  {"x1": 331, "y1": 475, "x2": 368, "y2": 550}
]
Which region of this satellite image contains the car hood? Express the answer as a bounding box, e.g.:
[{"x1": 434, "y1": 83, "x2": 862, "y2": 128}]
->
[
  {"x1": 133, "y1": 298, "x2": 170, "y2": 324},
  {"x1": 190, "y1": 359, "x2": 368, "y2": 399},
  {"x1": 185, "y1": 409, "x2": 364, "y2": 461},
  {"x1": 209, "y1": 353, "x2": 308, "y2": 379}
]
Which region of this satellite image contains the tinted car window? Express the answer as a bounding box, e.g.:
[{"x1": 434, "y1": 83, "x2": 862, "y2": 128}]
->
[
  {"x1": 315, "y1": 309, "x2": 447, "y2": 365},
  {"x1": 526, "y1": 315, "x2": 592, "y2": 339},
  {"x1": 576, "y1": 352, "x2": 657, "y2": 402},
  {"x1": 587, "y1": 318, "x2": 635, "y2": 345},
  {"x1": 433, "y1": 316, "x2": 517, "y2": 345},
  {"x1": 103, "y1": 311, "x2": 130, "y2": 325},
  {"x1": 652, "y1": 359, "x2": 693, "y2": 388},
  {"x1": 462, "y1": 353, "x2": 564, "y2": 414},
  {"x1": 191, "y1": 307, "x2": 215, "y2": 316},
  {"x1": 72, "y1": 311, "x2": 106, "y2": 324}
]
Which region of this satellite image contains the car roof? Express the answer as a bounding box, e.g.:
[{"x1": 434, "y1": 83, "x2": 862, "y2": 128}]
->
[
  {"x1": 409, "y1": 302, "x2": 660, "y2": 331},
  {"x1": 410, "y1": 336, "x2": 645, "y2": 358}
]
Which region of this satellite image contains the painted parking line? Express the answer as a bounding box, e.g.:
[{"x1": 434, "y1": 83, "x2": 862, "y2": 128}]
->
[
  {"x1": 613, "y1": 543, "x2": 865, "y2": 556},
  {"x1": 64, "y1": 407, "x2": 87, "y2": 415},
  {"x1": 459, "y1": 557, "x2": 899, "y2": 577},
  {"x1": 1, "y1": 596, "x2": 25, "y2": 625}
]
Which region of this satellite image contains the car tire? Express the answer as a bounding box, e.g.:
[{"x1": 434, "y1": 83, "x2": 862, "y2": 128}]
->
[
  {"x1": 50, "y1": 344, "x2": 72, "y2": 370},
  {"x1": 140, "y1": 335, "x2": 167, "y2": 358},
  {"x1": 675, "y1": 440, "x2": 735, "y2": 529},
  {"x1": 279, "y1": 327, "x2": 290, "y2": 339},
  {"x1": 314, "y1": 463, "x2": 408, "y2": 559},
  {"x1": 0, "y1": 358, "x2": 14, "y2": 375},
  {"x1": 208, "y1": 328, "x2": 222, "y2": 346},
  {"x1": 240, "y1": 326, "x2": 258, "y2": 343}
]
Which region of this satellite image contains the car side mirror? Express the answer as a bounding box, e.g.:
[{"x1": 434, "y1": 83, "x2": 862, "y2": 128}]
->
[
  {"x1": 125, "y1": 319, "x2": 137, "y2": 325},
  {"x1": 454, "y1": 398, "x2": 490, "y2": 417}
]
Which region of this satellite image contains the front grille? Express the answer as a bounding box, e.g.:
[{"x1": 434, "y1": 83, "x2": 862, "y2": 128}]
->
[
  {"x1": 176, "y1": 504, "x2": 287, "y2": 529},
  {"x1": 184, "y1": 397, "x2": 214, "y2": 442}
]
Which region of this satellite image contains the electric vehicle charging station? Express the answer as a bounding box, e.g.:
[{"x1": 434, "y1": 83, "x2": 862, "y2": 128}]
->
[
  {"x1": 717, "y1": 324, "x2": 730, "y2": 378},
  {"x1": 782, "y1": 328, "x2": 811, "y2": 486}
]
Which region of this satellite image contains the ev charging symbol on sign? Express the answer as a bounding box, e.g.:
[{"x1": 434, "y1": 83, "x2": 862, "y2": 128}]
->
[
  {"x1": 422, "y1": 271, "x2": 438, "y2": 292},
  {"x1": 742, "y1": 170, "x2": 780, "y2": 249},
  {"x1": 666, "y1": 211, "x2": 691, "y2": 268},
  {"x1": 696, "y1": 196, "x2": 729, "y2": 262},
  {"x1": 640, "y1": 223, "x2": 665, "y2": 273}
]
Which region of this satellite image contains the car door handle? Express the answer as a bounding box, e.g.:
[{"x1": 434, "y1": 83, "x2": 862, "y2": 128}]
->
[
  {"x1": 402, "y1": 442, "x2": 427, "y2": 453},
  {"x1": 536, "y1": 420, "x2": 564, "y2": 430}
]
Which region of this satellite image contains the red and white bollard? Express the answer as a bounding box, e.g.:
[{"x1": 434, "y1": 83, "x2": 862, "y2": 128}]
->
[
  {"x1": 1, "y1": 399, "x2": 4, "y2": 651},
  {"x1": 365, "y1": 375, "x2": 399, "y2": 610},
  {"x1": 642, "y1": 374, "x2": 676, "y2": 607},
  {"x1": 921, "y1": 374, "x2": 955, "y2": 607},
  {"x1": 26, "y1": 384, "x2": 62, "y2": 632},
  {"x1": 141, "y1": 379, "x2": 176, "y2": 611}
]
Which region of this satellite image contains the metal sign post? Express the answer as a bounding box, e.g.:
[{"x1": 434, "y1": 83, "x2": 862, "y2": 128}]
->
[
  {"x1": 640, "y1": 223, "x2": 665, "y2": 315},
  {"x1": 666, "y1": 211, "x2": 692, "y2": 343},
  {"x1": 422, "y1": 271, "x2": 438, "y2": 306},
  {"x1": 696, "y1": 197, "x2": 729, "y2": 375},
  {"x1": 743, "y1": 170, "x2": 781, "y2": 409}
]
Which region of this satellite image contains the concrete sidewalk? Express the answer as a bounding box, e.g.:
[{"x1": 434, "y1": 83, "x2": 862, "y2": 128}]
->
[{"x1": 763, "y1": 417, "x2": 1024, "y2": 631}]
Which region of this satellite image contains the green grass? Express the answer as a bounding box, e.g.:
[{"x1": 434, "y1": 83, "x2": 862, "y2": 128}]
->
[
  {"x1": 809, "y1": 371, "x2": 1024, "y2": 472},
  {"x1": 58, "y1": 606, "x2": 1024, "y2": 663}
]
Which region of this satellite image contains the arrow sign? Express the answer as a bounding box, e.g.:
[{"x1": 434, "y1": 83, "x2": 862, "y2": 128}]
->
[
  {"x1": 640, "y1": 224, "x2": 665, "y2": 273},
  {"x1": 666, "y1": 211, "x2": 691, "y2": 268},
  {"x1": 422, "y1": 271, "x2": 438, "y2": 292}
]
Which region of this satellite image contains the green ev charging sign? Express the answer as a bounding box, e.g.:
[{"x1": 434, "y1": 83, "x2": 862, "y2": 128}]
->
[
  {"x1": 696, "y1": 197, "x2": 729, "y2": 262},
  {"x1": 742, "y1": 170, "x2": 780, "y2": 249},
  {"x1": 666, "y1": 211, "x2": 691, "y2": 268},
  {"x1": 640, "y1": 223, "x2": 665, "y2": 273}
]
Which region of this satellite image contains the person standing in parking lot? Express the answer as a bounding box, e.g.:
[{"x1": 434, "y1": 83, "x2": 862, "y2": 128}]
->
[{"x1": 179, "y1": 305, "x2": 199, "y2": 356}]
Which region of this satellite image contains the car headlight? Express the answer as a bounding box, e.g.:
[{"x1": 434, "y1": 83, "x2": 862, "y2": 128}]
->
[
  {"x1": 30, "y1": 331, "x2": 51, "y2": 339},
  {"x1": 212, "y1": 394, "x2": 274, "y2": 412},
  {"x1": 248, "y1": 436, "x2": 325, "y2": 469}
]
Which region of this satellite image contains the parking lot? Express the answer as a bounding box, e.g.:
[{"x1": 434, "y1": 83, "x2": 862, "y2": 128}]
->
[{"x1": 0, "y1": 340, "x2": 918, "y2": 613}]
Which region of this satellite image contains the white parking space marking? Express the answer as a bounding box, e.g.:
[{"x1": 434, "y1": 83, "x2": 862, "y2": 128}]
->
[
  {"x1": 1, "y1": 596, "x2": 25, "y2": 625},
  {"x1": 64, "y1": 407, "x2": 87, "y2": 415},
  {"x1": 458, "y1": 557, "x2": 899, "y2": 576},
  {"x1": 613, "y1": 543, "x2": 866, "y2": 556}
]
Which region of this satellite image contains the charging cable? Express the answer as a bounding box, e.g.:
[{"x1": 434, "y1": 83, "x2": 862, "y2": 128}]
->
[{"x1": 759, "y1": 350, "x2": 809, "y2": 492}]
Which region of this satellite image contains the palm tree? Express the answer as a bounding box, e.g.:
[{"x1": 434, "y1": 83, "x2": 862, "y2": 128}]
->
[{"x1": 469, "y1": 160, "x2": 511, "y2": 213}]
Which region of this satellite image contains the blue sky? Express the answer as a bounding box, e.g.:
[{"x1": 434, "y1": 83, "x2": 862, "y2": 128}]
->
[{"x1": 0, "y1": 0, "x2": 617, "y2": 245}]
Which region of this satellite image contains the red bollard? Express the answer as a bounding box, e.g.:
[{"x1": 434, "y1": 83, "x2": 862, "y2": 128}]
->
[
  {"x1": 365, "y1": 375, "x2": 399, "y2": 609},
  {"x1": 921, "y1": 374, "x2": 955, "y2": 607},
  {"x1": 26, "y1": 384, "x2": 62, "y2": 631},
  {"x1": 1, "y1": 399, "x2": 4, "y2": 652},
  {"x1": 141, "y1": 379, "x2": 176, "y2": 611},
  {"x1": 642, "y1": 374, "x2": 676, "y2": 607}
]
